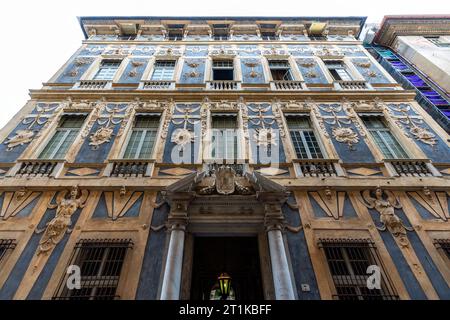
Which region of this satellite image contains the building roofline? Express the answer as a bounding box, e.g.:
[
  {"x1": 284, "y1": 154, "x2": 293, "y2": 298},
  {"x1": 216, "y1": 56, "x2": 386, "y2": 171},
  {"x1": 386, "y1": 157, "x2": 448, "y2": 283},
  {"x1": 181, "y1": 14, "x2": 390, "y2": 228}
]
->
[
  {"x1": 77, "y1": 15, "x2": 367, "y2": 39},
  {"x1": 373, "y1": 14, "x2": 450, "y2": 46}
]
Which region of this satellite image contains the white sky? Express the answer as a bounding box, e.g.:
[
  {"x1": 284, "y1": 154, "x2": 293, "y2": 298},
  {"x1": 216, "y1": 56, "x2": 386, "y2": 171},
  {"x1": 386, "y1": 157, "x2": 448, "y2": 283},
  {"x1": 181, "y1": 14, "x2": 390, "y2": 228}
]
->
[{"x1": 0, "y1": 0, "x2": 449, "y2": 129}]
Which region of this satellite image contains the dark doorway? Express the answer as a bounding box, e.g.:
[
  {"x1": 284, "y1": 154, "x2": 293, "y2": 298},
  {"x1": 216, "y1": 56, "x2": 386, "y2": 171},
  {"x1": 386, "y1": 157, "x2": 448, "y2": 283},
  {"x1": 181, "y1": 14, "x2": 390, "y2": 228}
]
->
[{"x1": 190, "y1": 236, "x2": 264, "y2": 300}]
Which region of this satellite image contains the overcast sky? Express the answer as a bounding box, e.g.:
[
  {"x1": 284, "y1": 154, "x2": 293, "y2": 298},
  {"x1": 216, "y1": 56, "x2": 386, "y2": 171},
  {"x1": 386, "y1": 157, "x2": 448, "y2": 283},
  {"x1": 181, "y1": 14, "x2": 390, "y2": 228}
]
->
[{"x1": 0, "y1": 0, "x2": 449, "y2": 129}]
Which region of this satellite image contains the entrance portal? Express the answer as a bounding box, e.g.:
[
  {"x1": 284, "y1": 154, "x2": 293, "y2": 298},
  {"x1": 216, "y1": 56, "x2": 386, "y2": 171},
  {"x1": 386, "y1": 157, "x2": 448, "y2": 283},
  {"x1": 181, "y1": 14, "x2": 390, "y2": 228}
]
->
[{"x1": 190, "y1": 236, "x2": 264, "y2": 300}]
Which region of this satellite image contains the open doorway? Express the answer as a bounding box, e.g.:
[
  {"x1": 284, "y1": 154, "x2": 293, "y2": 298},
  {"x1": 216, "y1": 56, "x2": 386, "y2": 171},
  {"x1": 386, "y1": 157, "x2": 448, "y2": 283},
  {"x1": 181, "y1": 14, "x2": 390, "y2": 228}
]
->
[{"x1": 190, "y1": 236, "x2": 264, "y2": 300}]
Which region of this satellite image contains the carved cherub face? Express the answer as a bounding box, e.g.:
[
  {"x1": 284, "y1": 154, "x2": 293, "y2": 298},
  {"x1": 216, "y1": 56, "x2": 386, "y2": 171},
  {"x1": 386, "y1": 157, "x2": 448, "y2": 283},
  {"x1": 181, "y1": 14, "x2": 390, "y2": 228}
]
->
[{"x1": 375, "y1": 188, "x2": 383, "y2": 199}]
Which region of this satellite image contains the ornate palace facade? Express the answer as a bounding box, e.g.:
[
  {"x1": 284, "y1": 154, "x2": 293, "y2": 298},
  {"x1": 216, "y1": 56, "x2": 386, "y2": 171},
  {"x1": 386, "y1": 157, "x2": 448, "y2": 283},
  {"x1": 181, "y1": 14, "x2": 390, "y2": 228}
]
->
[{"x1": 0, "y1": 16, "x2": 449, "y2": 300}]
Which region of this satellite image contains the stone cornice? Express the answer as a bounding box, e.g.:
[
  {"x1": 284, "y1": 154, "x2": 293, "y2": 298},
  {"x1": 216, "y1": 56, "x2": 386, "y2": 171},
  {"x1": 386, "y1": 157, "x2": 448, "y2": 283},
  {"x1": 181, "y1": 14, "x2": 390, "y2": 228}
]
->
[
  {"x1": 28, "y1": 89, "x2": 417, "y2": 102},
  {"x1": 374, "y1": 15, "x2": 450, "y2": 47}
]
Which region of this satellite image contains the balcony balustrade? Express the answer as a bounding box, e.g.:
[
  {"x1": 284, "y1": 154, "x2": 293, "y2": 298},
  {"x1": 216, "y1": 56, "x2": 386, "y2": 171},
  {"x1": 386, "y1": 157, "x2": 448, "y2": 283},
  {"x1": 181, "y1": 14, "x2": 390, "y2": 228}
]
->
[{"x1": 206, "y1": 81, "x2": 241, "y2": 90}]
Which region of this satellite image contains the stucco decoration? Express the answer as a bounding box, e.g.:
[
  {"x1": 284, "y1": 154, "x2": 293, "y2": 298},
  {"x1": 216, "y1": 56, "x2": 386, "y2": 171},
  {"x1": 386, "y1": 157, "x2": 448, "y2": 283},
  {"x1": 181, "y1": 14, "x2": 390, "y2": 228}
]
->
[
  {"x1": 318, "y1": 104, "x2": 359, "y2": 149},
  {"x1": 89, "y1": 104, "x2": 127, "y2": 149},
  {"x1": 0, "y1": 189, "x2": 41, "y2": 220},
  {"x1": 408, "y1": 189, "x2": 449, "y2": 222},
  {"x1": 198, "y1": 165, "x2": 253, "y2": 195},
  {"x1": 35, "y1": 186, "x2": 89, "y2": 256},
  {"x1": 128, "y1": 60, "x2": 144, "y2": 77},
  {"x1": 387, "y1": 104, "x2": 437, "y2": 145},
  {"x1": 4, "y1": 104, "x2": 59, "y2": 151},
  {"x1": 209, "y1": 45, "x2": 236, "y2": 56},
  {"x1": 244, "y1": 61, "x2": 260, "y2": 78},
  {"x1": 360, "y1": 188, "x2": 413, "y2": 246},
  {"x1": 248, "y1": 105, "x2": 277, "y2": 147},
  {"x1": 170, "y1": 104, "x2": 201, "y2": 150},
  {"x1": 65, "y1": 58, "x2": 93, "y2": 77},
  {"x1": 310, "y1": 188, "x2": 345, "y2": 220}
]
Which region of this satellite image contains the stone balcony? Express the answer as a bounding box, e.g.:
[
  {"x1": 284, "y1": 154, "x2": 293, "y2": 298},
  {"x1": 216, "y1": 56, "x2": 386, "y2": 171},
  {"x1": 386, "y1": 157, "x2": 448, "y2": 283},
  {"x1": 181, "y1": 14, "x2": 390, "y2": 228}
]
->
[
  {"x1": 334, "y1": 80, "x2": 372, "y2": 91},
  {"x1": 384, "y1": 159, "x2": 441, "y2": 177},
  {"x1": 139, "y1": 80, "x2": 176, "y2": 90},
  {"x1": 11, "y1": 160, "x2": 64, "y2": 178},
  {"x1": 106, "y1": 159, "x2": 155, "y2": 177},
  {"x1": 293, "y1": 158, "x2": 344, "y2": 177},
  {"x1": 270, "y1": 80, "x2": 306, "y2": 91},
  {"x1": 206, "y1": 80, "x2": 241, "y2": 90},
  {"x1": 73, "y1": 80, "x2": 112, "y2": 90}
]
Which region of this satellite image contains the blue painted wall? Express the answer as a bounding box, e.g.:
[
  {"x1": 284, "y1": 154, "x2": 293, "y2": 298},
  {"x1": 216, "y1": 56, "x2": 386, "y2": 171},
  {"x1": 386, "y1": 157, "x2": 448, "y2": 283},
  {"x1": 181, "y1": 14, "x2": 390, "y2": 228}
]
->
[
  {"x1": 283, "y1": 197, "x2": 321, "y2": 300},
  {"x1": 136, "y1": 194, "x2": 169, "y2": 300}
]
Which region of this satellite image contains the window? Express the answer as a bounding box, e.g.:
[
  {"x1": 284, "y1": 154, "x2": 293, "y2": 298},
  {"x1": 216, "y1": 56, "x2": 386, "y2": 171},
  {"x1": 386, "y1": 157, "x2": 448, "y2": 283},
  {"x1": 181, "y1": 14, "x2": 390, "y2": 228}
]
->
[
  {"x1": 261, "y1": 32, "x2": 277, "y2": 40},
  {"x1": 212, "y1": 25, "x2": 229, "y2": 40},
  {"x1": 123, "y1": 115, "x2": 160, "y2": 159},
  {"x1": 319, "y1": 239, "x2": 399, "y2": 300},
  {"x1": 38, "y1": 115, "x2": 86, "y2": 160},
  {"x1": 212, "y1": 60, "x2": 234, "y2": 80},
  {"x1": 93, "y1": 60, "x2": 121, "y2": 80},
  {"x1": 53, "y1": 239, "x2": 133, "y2": 300},
  {"x1": 425, "y1": 36, "x2": 450, "y2": 48},
  {"x1": 168, "y1": 30, "x2": 183, "y2": 41},
  {"x1": 435, "y1": 239, "x2": 450, "y2": 260},
  {"x1": 151, "y1": 60, "x2": 176, "y2": 81},
  {"x1": 325, "y1": 60, "x2": 353, "y2": 81},
  {"x1": 269, "y1": 60, "x2": 293, "y2": 81},
  {"x1": 286, "y1": 115, "x2": 323, "y2": 159},
  {"x1": 211, "y1": 114, "x2": 238, "y2": 161},
  {"x1": 0, "y1": 239, "x2": 16, "y2": 264},
  {"x1": 361, "y1": 116, "x2": 408, "y2": 159}
]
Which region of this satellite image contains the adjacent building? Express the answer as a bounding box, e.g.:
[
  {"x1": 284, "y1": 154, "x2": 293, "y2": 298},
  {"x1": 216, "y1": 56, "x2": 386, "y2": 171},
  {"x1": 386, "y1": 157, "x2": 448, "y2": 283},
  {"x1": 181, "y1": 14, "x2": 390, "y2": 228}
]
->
[
  {"x1": 0, "y1": 16, "x2": 449, "y2": 300},
  {"x1": 366, "y1": 15, "x2": 450, "y2": 131}
]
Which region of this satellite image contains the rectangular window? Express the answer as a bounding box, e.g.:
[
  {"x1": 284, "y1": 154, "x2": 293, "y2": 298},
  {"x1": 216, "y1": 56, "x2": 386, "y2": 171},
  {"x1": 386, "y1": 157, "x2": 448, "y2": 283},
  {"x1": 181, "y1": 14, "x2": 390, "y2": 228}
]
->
[
  {"x1": 212, "y1": 26, "x2": 229, "y2": 40},
  {"x1": 269, "y1": 60, "x2": 293, "y2": 81},
  {"x1": 319, "y1": 239, "x2": 399, "y2": 300},
  {"x1": 325, "y1": 60, "x2": 353, "y2": 81},
  {"x1": 425, "y1": 36, "x2": 450, "y2": 48},
  {"x1": 261, "y1": 32, "x2": 277, "y2": 40},
  {"x1": 151, "y1": 60, "x2": 176, "y2": 81},
  {"x1": 93, "y1": 60, "x2": 121, "y2": 80},
  {"x1": 211, "y1": 114, "x2": 238, "y2": 161},
  {"x1": 53, "y1": 239, "x2": 133, "y2": 300},
  {"x1": 38, "y1": 115, "x2": 86, "y2": 160},
  {"x1": 152, "y1": 60, "x2": 175, "y2": 81},
  {"x1": 123, "y1": 115, "x2": 160, "y2": 159},
  {"x1": 286, "y1": 115, "x2": 323, "y2": 159},
  {"x1": 0, "y1": 239, "x2": 16, "y2": 264},
  {"x1": 435, "y1": 239, "x2": 450, "y2": 260},
  {"x1": 168, "y1": 30, "x2": 183, "y2": 41},
  {"x1": 212, "y1": 60, "x2": 234, "y2": 80},
  {"x1": 361, "y1": 116, "x2": 408, "y2": 159}
]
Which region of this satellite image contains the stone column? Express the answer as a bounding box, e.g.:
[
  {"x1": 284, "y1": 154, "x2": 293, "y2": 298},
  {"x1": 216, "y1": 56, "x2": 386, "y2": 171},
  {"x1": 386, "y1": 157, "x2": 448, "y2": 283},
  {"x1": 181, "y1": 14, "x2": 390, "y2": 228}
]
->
[
  {"x1": 160, "y1": 222, "x2": 186, "y2": 300},
  {"x1": 265, "y1": 204, "x2": 296, "y2": 300},
  {"x1": 160, "y1": 199, "x2": 190, "y2": 300}
]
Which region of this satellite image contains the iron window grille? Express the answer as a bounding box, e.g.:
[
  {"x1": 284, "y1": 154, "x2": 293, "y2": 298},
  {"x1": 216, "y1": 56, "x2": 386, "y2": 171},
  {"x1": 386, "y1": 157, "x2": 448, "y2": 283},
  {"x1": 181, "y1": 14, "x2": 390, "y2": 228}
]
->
[
  {"x1": 434, "y1": 239, "x2": 450, "y2": 260},
  {"x1": 123, "y1": 115, "x2": 160, "y2": 159},
  {"x1": 151, "y1": 60, "x2": 176, "y2": 81},
  {"x1": 324, "y1": 60, "x2": 353, "y2": 81},
  {"x1": 93, "y1": 60, "x2": 122, "y2": 80},
  {"x1": 261, "y1": 32, "x2": 277, "y2": 40},
  {"x1": 360, "y1": 116, "x2": 408, "y2": 159},
  {"x1": 38, "y1": 114, "x2": 86, "y2": 160},
  {"x1": 269, "y1": 60, "x2": 293, "y2": 81},
  {"x1": 211, "y1": 114, "x2": 238, "y2": 161},
  {"x1": 318, "y1": 238, "x2": 399, "y2": 300},
  {"x1": 53, "y1": 239, "x2": 133, "y2": 300},
  {"x1": 0, "y1": 239, "x2": 16, "y2": 264},
  {"x1": 286, "y1": 115, "x2": 324, "y2": 159}
]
